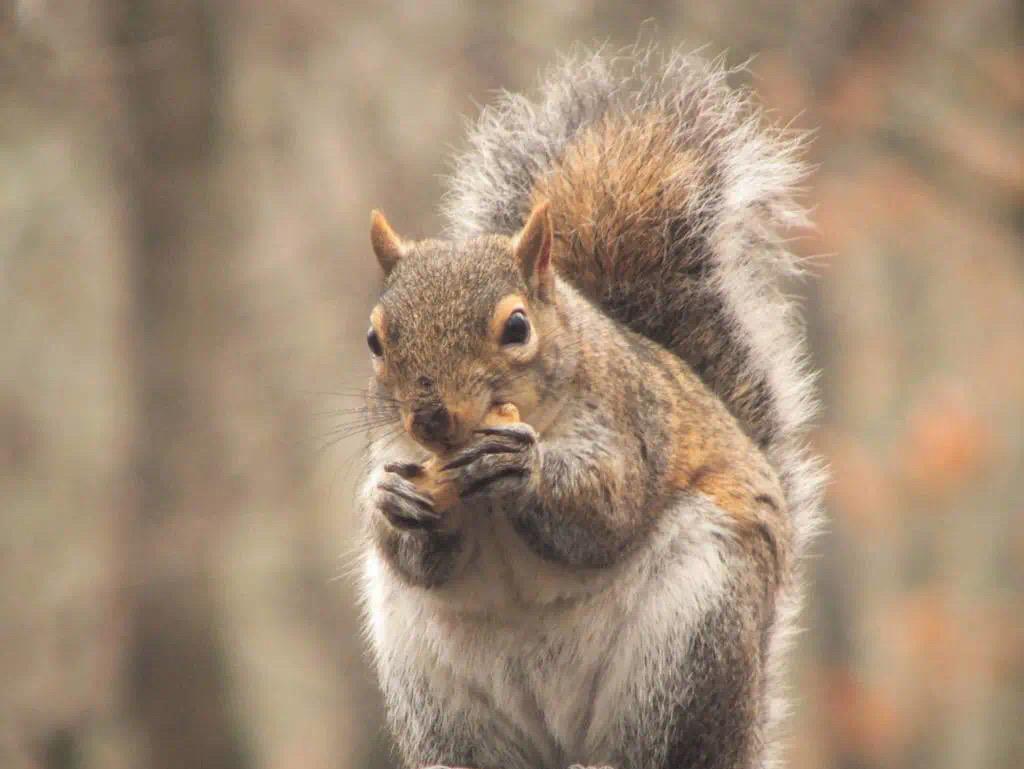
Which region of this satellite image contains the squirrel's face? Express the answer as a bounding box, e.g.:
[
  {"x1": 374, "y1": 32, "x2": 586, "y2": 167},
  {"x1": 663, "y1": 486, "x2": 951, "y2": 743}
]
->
[{"x1": 365, "y1": 204, "x2": 569, "y2": 454}]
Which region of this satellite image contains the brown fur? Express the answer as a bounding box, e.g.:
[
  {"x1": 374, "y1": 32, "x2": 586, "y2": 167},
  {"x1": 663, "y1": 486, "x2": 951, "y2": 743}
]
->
[{"x1": 533, "y1": 113, "x2": 702, "y2": 292}]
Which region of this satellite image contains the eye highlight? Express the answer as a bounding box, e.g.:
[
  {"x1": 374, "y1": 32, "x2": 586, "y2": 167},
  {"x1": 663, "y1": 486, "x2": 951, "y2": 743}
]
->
[
  {"x1": 500, "y1": 310, "x2": 530, "y2": 345},
  {"x1": 367, "y1": 327, "x2": 383, "y2": 357}
]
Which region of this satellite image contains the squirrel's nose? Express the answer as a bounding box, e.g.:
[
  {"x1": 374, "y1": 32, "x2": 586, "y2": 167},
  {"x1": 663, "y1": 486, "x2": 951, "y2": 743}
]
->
[{"x1": 409, "y1": 404, "x2": 454, "y2": 445}]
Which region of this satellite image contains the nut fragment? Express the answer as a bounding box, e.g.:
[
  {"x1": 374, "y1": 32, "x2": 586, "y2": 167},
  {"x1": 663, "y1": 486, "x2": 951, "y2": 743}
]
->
[
  {"x1": 482, "y1": 402, "x2": 520, "y2": 427},
  {"x1": 415, "y1": 403, "x2": 521, "y2": 511}
]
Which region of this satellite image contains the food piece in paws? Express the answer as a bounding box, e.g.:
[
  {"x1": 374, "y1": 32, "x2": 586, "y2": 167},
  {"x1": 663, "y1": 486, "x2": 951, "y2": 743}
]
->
[{"x1": 414, "y1": 402, "x2": 520, "y2": 511}]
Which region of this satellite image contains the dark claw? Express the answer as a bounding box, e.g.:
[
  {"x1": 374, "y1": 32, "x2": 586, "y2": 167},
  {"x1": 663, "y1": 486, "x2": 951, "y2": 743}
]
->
[
  {"x1": 379, "y1": 479, "x2": 437, "y2": 513},
  {"x1": 377, "y1": 469, "x2": 440, "y2": 531},
  {"x1": 441, "y1": 441, "x2": 519, "y2": 471},
  {"x1": 384, "y1": 461, "x2": 424, "y2": 479},
  {"x1": 380, "y1": 497, "x2": 436, "y2": 531},
  {"x1": 461, "y1": 467, "x2": 528, "y2": 498}
]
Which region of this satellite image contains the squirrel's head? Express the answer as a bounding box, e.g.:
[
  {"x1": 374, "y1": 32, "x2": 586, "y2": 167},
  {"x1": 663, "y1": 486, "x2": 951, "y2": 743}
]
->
[{"x1": 365, "y1": 202, "x2": 572, "y2": 453}]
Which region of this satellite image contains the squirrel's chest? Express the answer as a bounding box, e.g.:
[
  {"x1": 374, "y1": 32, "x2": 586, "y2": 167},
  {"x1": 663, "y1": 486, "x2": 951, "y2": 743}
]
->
[
  {"x1": 364, "y1": 502, "x2": 734, "y2": 768},
  {"x1": 441, "y1": 507, "x2": 609, "y2": 611},
  {"x1": 393, "y1": 568, "x2": 634, "y2": 766},
  {"x1": 425, "y1": 516, "x2": 630, "y2": 760},
  {"x1": 364, "y1": 516, "x2": 641, "y2": 765}
]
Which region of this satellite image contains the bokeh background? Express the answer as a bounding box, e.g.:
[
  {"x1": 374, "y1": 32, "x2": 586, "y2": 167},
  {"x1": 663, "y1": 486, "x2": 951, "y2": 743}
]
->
[{"x1": 2, "y1": 2, "x2": 1021, "y2": 768}]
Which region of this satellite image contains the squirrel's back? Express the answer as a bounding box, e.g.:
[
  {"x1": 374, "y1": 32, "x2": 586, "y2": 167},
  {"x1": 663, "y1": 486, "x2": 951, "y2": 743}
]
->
[{"x1": 444, "y1": 45, "x2": 822, "y2": 547}]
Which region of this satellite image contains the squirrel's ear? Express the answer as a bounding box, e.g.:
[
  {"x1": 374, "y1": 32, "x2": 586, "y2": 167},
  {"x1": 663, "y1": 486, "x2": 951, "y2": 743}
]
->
[
  {"x1": 370, "y1": 210, "x2": 408, "y2": 275},
  {"x1": 513, "y1": 201, "x2": 553, "y2": 299}
]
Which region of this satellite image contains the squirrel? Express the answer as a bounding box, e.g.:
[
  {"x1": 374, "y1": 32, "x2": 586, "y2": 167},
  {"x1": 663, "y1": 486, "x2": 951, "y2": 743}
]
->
[{"x1": 357, "y1": 45, "x2": 823, "y2": 769}]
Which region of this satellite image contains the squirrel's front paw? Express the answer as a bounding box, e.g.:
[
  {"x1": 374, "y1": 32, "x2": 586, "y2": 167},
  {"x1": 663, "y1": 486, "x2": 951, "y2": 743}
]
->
[
  {"x1": 376, "y1": 462, "x2": 442, "y2": 531},
  {"x1": 441, "y1": 423, "x2": 539, "y2": 500}
]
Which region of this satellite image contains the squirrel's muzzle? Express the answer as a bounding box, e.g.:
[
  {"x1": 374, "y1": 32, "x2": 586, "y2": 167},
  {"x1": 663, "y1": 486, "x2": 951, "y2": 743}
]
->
[{"x1": 408, "y1": 403, "x2": 455, "y2": 448}]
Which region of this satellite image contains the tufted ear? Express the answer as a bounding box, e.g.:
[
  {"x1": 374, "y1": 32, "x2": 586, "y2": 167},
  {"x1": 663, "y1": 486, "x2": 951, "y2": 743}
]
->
[
  {"x1": 370, "y1": 209, "x2": 409, "y2": 275},
  {"x1": 513, "y1": 201, "x2": 553, "y2": 299}
]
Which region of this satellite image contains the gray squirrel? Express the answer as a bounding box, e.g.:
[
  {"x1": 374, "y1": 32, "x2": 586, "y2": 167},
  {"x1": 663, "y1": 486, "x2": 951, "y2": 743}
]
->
[{"x1": 357, "y1": 45, "x2": 824, "y2": 769}]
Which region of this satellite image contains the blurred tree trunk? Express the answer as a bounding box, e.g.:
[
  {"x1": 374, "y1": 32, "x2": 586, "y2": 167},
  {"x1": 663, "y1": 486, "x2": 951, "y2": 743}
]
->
[{"x1": 108, "y1": 3, "x2": 251, "y2": 768}]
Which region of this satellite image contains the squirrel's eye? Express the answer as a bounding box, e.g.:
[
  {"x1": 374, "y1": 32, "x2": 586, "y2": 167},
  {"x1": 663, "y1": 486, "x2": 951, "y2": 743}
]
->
[
  {"x1": 367, "y1": 327, "x2": 383, "y2": 357},
  {"x1": 500, "y1": 310, "x2": 530, "y2": 345}
]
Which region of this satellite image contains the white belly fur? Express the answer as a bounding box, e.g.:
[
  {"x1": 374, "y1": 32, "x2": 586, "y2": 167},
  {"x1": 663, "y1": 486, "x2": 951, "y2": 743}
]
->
[{"x1": 362, "y1": 497, "x2": 732, "y2": 767}]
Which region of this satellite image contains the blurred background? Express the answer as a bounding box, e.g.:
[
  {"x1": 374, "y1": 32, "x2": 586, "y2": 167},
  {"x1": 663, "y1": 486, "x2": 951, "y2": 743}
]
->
[{"x1": 1, "y1": 1, "x2": 1021, "y2": 768}]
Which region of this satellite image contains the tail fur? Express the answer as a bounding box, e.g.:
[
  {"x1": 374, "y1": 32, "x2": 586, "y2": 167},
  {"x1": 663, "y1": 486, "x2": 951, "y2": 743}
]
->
[{"x1": 443, "y1": 44, "x2": 825, "y2": 759}]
